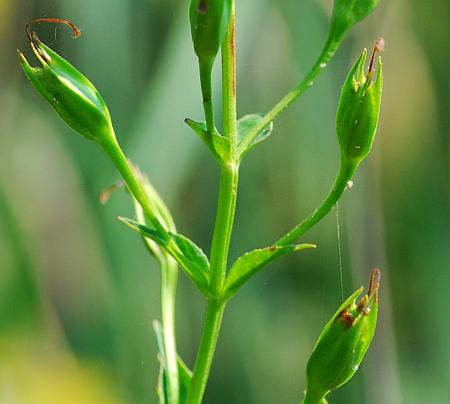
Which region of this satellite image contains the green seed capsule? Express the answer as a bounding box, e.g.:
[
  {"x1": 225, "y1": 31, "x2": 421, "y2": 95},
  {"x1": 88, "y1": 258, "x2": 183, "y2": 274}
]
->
[
  {"x1": 336, "y1": 40, "x2": 383, "y2": 170},
  {"x1": 303, "y1": 269, "x2": 381, "y2": 404},
  {"x1": 18, "y1": 21, "x2": 114, "y2": 144},
  {"x1": 189, "y1": 0, "x2": 232, "y2": 63}
]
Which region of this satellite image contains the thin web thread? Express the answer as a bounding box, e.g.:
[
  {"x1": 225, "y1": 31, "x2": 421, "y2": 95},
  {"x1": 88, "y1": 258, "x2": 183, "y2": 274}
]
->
[{"x1": 336, "y1": 202, "x2": 344, "y2": 301}]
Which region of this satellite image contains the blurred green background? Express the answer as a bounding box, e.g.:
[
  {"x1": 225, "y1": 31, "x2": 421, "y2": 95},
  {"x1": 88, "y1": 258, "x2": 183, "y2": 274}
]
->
[{"x1": 1, "y1": 0, "x2": 449, "y2": 403}]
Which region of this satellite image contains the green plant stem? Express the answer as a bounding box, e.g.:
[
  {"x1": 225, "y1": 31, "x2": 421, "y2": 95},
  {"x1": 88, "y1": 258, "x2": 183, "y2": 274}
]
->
[
  {"x1": 276, "y1": 160, "x2": 356, "y2": 246},
  {"x1": 209, "y1": 164, "x2": 239, "y2": 294},
  {"x1": 186, "y1": 163, "x2": 238, "y2": 404},
  {"x1": 301, "y1": 387, "x2": 328, "y2": 404},
  {"x1": 199, "y1": 58, "x2": 216, "y2": 133},
  {"x1": 135, "y1": 194, "x2": 180, "y2": 404},
  {"x1": 239, "y1": 38, "x2": 341, "y2": 153},
  {"x1": 186, "y1": 5, "x2": 238, "y2": 404},
  {"x1": 186, "y1": 299, "x2": 226, "y2": 404},
  {"x1": 100, "y1": 134, "x2": 168, "y2": 238},
  {"x1": 221, "y1": 3, "x2": 237, "y2": 150},
  {"x1": 102, "y1": 133, "x2": 180, "y2": 400},
  {"x1": 161, "y1": 257, "x2": 179, "y2": 403}
]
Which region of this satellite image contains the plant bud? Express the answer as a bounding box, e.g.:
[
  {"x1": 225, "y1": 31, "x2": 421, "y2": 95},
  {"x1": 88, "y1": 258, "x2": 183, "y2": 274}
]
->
[
  {"x1": 189, "y1": 0, "x2": 232, "y2": 64},
  {"x1": 18, "y1": 20, "x2": 114, "y2": 144},
  {"x1": 303, "y1": 269, "x2": 381, "y2": 403},
  {"x1": 336, "y1": 40, "x2": 383, "y2": 169},
  {"x1": 329, "y1": 0, "x2": 381, "y2": 44}
]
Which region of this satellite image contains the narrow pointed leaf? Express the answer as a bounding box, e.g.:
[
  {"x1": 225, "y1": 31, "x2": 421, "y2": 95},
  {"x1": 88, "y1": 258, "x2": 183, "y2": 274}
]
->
[
  {"x1": 170, "y1": 232, "x2": 210, "y2": 279},
  {"x1": 177, "y1": 354, "x2": 193, "y2": 404},
  {"x1": 224, "y1": 243, "x2": 316, "y2": 299},
  {"x1": 236, "y1": 114, "x2": 274, "y2": 159},
  {"x1": 119, "y1": 217, "x2": 210, "y2": 294},
  {"x1": 185, "y1": 118, "x2": 230, "y2": 162}
]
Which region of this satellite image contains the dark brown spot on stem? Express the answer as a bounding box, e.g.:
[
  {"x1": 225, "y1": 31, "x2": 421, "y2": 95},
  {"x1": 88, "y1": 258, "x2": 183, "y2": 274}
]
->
[
  {"x1": 230, "y1": 13, "x2": 236, "y2": 96},
  {"x1": 198, "y1": 0, "x2": 207, "y2": 14}
]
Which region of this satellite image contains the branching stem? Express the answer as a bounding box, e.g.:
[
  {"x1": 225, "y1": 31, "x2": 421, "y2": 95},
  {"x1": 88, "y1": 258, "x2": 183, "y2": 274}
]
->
[
  {"x1": 239, "y1": 38, "x2": 341, "y2": 153},
  {"x1": 186, "y1": 3, "x2": 238, "y2": 403},
  {"x1": 276, "y1": 160, "x2": 356, "y2": 246}
]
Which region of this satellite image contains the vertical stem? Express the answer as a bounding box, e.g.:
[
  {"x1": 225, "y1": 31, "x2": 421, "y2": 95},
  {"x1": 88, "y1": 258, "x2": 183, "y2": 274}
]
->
[
  {"x1": 221, "y1": 2, "x2": 237, "y2": 150},
  {"x1": 209, "y1": 164, "x2": 238, "y2": 295},
  {"x1": 185, "y1": 300, "x2": 225, "y2": 404},
  {"x1": 136, "y1": 199, "x2": 180, "y2": 403},
  {"x1": 186, "y1": 4, "x2": 238, "y2": 403},
  {"x1": 161, "y1": 257, "x2": 179, "y2": 403}
]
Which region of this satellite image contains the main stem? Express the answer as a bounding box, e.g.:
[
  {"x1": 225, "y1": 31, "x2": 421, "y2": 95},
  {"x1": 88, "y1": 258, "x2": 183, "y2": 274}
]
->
[{"x1": 186, "y1": 5, "x2": 238, "y2": 404}]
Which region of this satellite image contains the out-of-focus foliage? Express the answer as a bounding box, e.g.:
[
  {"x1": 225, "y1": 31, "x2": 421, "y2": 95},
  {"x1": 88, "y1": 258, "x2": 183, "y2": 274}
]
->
[{"x1": 0, "y1": 0, "x2": 449, "y2": 403}]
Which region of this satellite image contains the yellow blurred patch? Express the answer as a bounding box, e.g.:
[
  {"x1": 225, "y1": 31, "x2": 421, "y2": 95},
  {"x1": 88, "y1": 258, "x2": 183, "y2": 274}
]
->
[{"x1": 0, "y1": 337, "x2": 123, "y2": 404}]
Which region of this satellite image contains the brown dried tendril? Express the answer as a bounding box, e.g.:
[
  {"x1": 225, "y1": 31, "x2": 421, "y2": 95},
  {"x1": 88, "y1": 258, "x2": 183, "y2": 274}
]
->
[{"x1": 26, "y1": 18, "x2": 81, "y2": 44}]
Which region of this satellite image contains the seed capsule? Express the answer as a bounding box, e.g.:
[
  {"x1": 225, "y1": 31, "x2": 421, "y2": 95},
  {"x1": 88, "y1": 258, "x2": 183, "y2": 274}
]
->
[
  {"x1": 303, "y1": 269, "x2": 381, "y2": 403},
  {"x1": 189, "y1": 0, "x2": 232, "y2": 63},
  {"x1": 336, "y1": 40, "x2": 383, "y2": 170},
  {"x1": 18, "y1": 20, "x2": 114, "y2": 144}
]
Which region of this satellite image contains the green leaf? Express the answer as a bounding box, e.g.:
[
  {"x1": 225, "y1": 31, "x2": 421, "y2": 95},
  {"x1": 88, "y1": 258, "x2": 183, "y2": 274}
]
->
[
  {"x1": 185, "y1": 118, "x2": 231, "y2": 162},
  {"x1": 153, "y1": 321, "x2": 192, "y2": 404},
  {"x1": 236, "y1": 114, "x2": 274, "y2": 159},
  {"x1": 177, "y1": 354, "x2": 193, "y2": 404},
  {"x1": 223, "y1": 243, "x2": 316, "y2": 299},
  {"x1": 119, "y1": 217, "x2": 210, "y2": 294},
  {"x1": 170, "y1": 232, "x2": 210, "y2": 280}
]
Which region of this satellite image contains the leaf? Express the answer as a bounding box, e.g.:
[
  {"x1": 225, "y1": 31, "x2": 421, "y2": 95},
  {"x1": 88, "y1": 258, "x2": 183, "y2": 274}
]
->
[
  {"x1": 223, "y1": 243, "x2": 316, "y2": 299},
  {"x1": 236, "y1": 114, "x2": 274, "y2": 159},
  {"x1": 119, "y1": 217, "x2": 210, "y2": 294},
  {"x1": 177, "y1": 354, "x2": 193, "y2": 404},
  {"x1": 170, "y1": 231, "x2": 210, "y2": 282},
  {"x1": 185, "y1": 118, "x2": 231, "y2": 162},
  {"x1": 153, "y1": 321, "x2": 192, "y2": 404}
]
